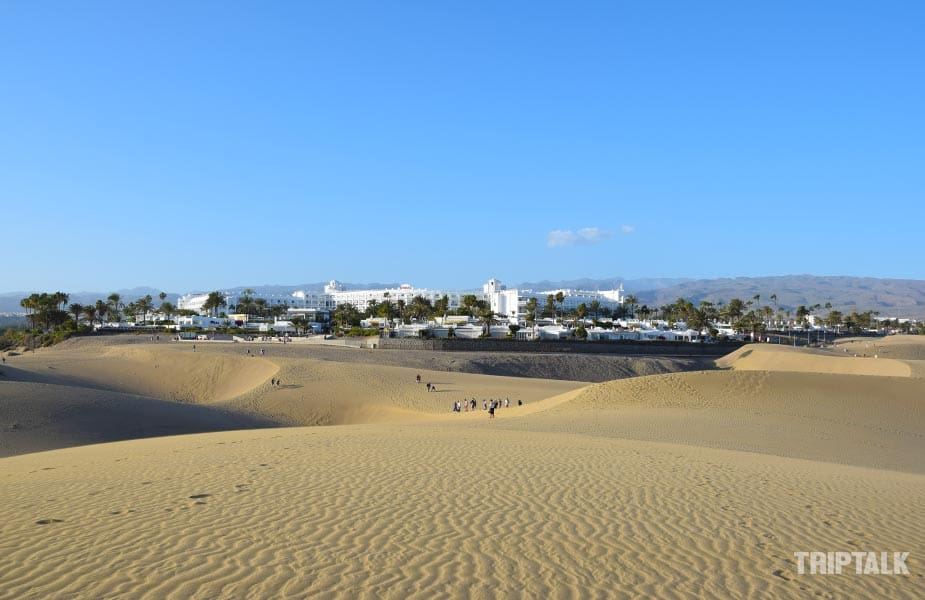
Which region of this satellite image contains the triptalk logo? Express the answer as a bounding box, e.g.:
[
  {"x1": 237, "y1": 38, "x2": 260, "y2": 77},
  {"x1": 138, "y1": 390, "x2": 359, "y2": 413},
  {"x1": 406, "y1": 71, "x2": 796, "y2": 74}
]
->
[{"x1": 794, "y1": 552, "x2": 910, "y2": 575}]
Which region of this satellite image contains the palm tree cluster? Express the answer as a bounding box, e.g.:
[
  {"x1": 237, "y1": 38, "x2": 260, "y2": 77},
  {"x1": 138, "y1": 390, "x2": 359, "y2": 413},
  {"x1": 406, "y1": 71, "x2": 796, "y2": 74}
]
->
[
  {"x1": 227, "y1": 290, "x2": 288, "y2": 322},
  {"x1": 331, "y1": 293, "x2": 496, "y2": 331},
  {"x1": 20, "y1": 291, "x2": 177, "y2": 332},
  {"x1": 20, "y1": 292, "x2": 70, "y2": 331},
  {"x1": 651, "y1": 295, "x2": 885, "y2": 337}
]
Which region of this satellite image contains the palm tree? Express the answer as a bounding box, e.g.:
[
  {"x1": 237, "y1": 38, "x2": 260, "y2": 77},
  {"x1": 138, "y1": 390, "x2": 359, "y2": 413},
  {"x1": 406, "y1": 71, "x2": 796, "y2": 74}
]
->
[
  {"x1": 123, "y1": 302, "x2": 138, "y2": 322},
  {"x1": 623, "y1": 294, "x2": 638, "y2": 318},
  {"x1": 269, "y1": 304, "x2": 288, "y2": 321},
  {"x1": 20, "y1": 295, "x2": 38, "y2": 330},
  {"x1": 525, "y1": 297, "x2": 538, "y2": 325},
  {"x1": 135, "y1": 295, "x2": 154, "y2": 325},
  {"x1": 554, "y1": 292, "x2": 565, "y2": 321},
  {"x1": 576, "y1": 302, "x2": 588, "y2": 324},
  {"x1": 688, "y1": 308, "x2": 710, "y2": 337},
  {"x1": 589, "y1": 300, "x2": 601, "y2": 318},
  {"x1": 69, "y1": 303, "x2": 84, "y2": 329},
  {"x1": 543, "y1": 294, "x2": 556, "y2": 319},
  {"x1": 253, "y1": 298, "x2": 267, "y2": 318},
  {"x1": 202, "y1": 292, "x2": 227, "y2": 317},
  {"x1": 478, "y1": 308, "x2": 494, "y2": 336},
  {"x1": 107, "y1": 293, "x2": 123, "y2": 323},
  {"x1": 290, "y1": 315, "x2": 308, "y2": 335},
  {"x1": 158, "y1": 301, "x2": 175, "y2": 324},
  {"x1": 54, "y1": 292, "x2": 69, "y2": 312},
  {"x1": 82, "y1": 304, "x2": 98, "y2": 329},
  {"x1": 409, "y1": 295, "x2": 433, "y2": 321},
  {"x1": 95, "y1": 299, "x2": 109, "y2": 327}
]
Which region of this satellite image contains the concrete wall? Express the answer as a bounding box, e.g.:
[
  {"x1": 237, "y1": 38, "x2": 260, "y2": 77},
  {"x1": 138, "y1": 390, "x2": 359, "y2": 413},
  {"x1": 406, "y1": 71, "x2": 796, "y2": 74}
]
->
[{"x1": 377, "y1": 337, "x2": 744, "y2": 356}]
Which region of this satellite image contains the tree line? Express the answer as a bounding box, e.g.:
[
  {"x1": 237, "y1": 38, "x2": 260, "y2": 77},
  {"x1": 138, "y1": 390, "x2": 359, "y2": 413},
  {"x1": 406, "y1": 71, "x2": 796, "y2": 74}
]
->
[
  {"x1": 15, "y1": 289, "x2": 923, "y2": 339},
  {"x1": 18, "y1": 291, "x2": 180, "y2": 333}
]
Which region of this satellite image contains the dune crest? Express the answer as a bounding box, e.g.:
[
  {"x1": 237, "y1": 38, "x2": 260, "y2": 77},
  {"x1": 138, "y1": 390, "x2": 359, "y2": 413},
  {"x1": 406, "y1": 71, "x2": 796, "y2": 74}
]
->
[{"x1": 717, "y1": 344, "x2": 911, "y2": 377}]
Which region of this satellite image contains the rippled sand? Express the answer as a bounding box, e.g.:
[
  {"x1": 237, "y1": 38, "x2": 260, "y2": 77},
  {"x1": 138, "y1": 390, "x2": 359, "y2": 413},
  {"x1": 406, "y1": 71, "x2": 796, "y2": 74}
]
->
[{"x1": 0, "y1": 339, "x2": 923, "y2": 598}]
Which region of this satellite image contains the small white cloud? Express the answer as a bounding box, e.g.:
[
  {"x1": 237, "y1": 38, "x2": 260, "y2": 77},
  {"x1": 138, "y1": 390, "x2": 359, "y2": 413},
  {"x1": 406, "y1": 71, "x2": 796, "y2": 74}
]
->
[
  {"x1": 620, "y1": 224, "x2": 636, "y2": 233},
  {"x1": 546, "y1": 227, "x2": 613, "y2": 248}
]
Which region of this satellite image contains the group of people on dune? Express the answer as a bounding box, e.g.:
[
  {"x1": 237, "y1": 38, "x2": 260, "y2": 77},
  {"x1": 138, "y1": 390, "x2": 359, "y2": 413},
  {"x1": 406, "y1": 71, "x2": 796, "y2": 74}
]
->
[
  {"x1": 452, "y1": 396, "x2": 521, "y2": 418},
  {"x1": 415, "y1": 374, "x2": 522, "y2": 418}
]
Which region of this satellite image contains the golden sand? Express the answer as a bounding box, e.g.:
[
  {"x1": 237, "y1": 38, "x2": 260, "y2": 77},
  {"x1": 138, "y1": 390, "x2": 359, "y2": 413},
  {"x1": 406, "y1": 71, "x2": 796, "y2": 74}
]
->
[{"x1": 0, "y1": 338, "x2": 922, "y2": 598}]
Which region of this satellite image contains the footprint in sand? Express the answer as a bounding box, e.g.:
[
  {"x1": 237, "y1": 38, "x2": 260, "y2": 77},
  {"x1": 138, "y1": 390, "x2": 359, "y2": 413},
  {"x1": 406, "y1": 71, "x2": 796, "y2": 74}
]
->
[
  {"x1": 189, "y1": 494, "x2": 211, "y2": 499},
  {"x1": 36, "y1": 518, "x2": 64, "y2": 525},
  {"x1": 772, "y1": 569, "x2": 792, "y2": 581}
]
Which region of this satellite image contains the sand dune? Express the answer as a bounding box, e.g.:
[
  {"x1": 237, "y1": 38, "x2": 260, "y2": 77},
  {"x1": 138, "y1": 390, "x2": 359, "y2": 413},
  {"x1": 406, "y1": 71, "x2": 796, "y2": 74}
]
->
[
  {"x1": 834, "y1": 334, "x2": 925, "y2": 361},
  {"x1": 1, "y1": 337, "x2": 923, "y2": 598},
  {"x1": 0, "y1": 380, "x2": 275, "y2": 457},
  {"x1": 717, "y1": 343, "x2": 912, "y2": 377},
  {"x1": 490, "y1": 369, "x2": 925, "y2": 474},
  {"x1": 0, "y1": 337, "x2": 585, "y2": 455}
]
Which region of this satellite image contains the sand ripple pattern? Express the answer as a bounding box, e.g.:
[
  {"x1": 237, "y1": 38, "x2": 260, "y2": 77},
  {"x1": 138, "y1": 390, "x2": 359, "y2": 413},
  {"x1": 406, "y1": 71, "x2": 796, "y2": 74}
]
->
[{"x1": 1, "y1": 425, "x2": 922, "y2": 599}]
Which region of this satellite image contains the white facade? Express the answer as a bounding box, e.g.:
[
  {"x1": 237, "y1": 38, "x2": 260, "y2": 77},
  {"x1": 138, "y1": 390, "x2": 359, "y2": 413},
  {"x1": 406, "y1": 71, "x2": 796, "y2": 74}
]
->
[
  {"x1": 177, "y1": 277, "x2": 627, "y2": 322},
  {"x1": 483, "y1": 279, "x2": 626, "y2": 321},
  {"x1": 325, "y1": 280, "x2": 470, "y2": 313},
  {"x1": 178, "y1": 290, "x2": 334, "y2": 314},
  {"x1": 175, "y1": 315, "x2": 230, "y2": 330}
]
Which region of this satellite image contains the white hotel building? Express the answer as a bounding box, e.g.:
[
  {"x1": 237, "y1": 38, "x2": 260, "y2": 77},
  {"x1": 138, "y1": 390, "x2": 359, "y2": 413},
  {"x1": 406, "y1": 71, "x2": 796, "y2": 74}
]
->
[
  {"x1": 177, "y1": 291, "x2": 336, "y2": 314},
  {"x1": 324, "y1": 280, "x2": 466, "y2": 312},
  {"x1": 484, "y1": 278, "x2": 625, "y2": 321},
  {"x1": 179, "y1": 278, "x2": 627, "y2": 321}
]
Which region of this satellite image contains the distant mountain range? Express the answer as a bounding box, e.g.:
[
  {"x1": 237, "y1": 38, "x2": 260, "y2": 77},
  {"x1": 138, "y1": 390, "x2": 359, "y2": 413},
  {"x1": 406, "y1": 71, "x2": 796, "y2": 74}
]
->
[
  {"x1": 631, "y1": 275, "x2": 925, "y2": 319},
  {"x1": 3, "y1": 276, "x2": 924, "y2": 318},
  {"x1": 515, "y1": 277, "x2": 692, "y2": 293}
]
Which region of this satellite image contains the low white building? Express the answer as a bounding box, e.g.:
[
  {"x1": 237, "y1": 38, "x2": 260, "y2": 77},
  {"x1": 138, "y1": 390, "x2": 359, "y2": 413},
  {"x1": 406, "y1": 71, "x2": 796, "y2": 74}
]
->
[
  {"x1": 175, "y1": 315, "x2": 230, "y2": 330},
  {"x1": 588, "y1": 328, "x2": 640, "y2": 341}
]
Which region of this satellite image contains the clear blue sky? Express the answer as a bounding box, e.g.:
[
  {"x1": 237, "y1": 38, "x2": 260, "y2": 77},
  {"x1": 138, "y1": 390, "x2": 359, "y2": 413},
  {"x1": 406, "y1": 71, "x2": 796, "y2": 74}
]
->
[{"x1": 2, "y1": 1, "x2": 923, "y2": 294}]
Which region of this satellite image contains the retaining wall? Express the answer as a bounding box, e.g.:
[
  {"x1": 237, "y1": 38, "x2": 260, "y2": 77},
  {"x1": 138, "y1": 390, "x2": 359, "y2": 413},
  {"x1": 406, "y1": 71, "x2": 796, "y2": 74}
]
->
[{"x1": 376, "y1": 337, "x2": 744, "y2": 356}]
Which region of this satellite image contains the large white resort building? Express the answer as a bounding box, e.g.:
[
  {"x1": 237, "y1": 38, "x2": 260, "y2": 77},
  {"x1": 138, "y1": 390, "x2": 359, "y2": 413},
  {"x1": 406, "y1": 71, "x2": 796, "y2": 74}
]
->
[
  {"x1": 321, "y1": 280, "x2": 466, "y2": 312},
  {"x1": 178, "y1": 278, "x2": 626, "y2": 323},
  {"x1": 483, "y1": 278, "x2": 625, "y2": 320}
]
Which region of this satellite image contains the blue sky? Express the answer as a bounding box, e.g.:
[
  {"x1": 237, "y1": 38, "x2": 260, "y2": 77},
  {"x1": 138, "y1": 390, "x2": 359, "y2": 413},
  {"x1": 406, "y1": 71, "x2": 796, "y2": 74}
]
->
[{"x1": 2, "y1": 1, "x2": 923, "y2": 293}]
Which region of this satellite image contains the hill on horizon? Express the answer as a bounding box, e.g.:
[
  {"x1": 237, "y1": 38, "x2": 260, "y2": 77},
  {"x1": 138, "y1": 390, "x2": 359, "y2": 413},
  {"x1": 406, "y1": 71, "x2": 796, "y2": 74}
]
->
[{"x1": 632, "y1": 275, "x2": 925, "y2": 319}]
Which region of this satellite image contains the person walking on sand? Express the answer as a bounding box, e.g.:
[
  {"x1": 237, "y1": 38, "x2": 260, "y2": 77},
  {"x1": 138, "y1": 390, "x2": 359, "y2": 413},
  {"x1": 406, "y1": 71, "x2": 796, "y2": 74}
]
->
[
  {"x1": 426, "y1": 382, "x2": 432, "y2": 392},
  {"x1": 505, "y1": 398, "x2": 510, "y2": 408},
  {"x1": 489, "y1": 401, "x2": 496, "y2": 419},
  {"x1": 416, "y1": 374, "x2": 421, "y2": 384}
]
